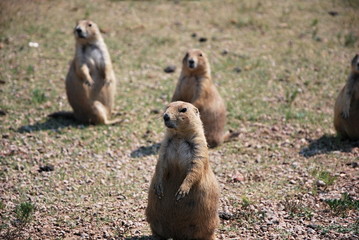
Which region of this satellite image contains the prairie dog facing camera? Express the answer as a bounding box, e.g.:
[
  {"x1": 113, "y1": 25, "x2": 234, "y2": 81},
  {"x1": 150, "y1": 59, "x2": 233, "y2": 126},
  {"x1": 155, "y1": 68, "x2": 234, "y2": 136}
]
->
[
  {"x1": 50, "y1": 20, "x2": 121, "y2": 125},
  {"x1": 172, "y1": 49, "x2": 239, "y2": 148},
  {"x1": 334, "y1": 54, "x2": 359, "y2": 139},
  {"x1": 146, "y1": 101, "x2": 220, "y2": 240}
]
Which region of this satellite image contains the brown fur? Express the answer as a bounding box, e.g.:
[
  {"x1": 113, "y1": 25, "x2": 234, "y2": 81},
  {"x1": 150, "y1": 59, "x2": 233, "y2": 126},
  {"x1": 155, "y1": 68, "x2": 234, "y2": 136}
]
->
[
  {"x1": 334, "y1": 54, "x2": 359, "y2": 140},
  {"x1": 146, "y1": 101, "x2": 220, "y2": 240},
  {"x1": 172, "y1": 49, "x2": 238, "y2": 148},
  {"x1": 64, "y1": 20, "x2": 120, "y2": 124}
]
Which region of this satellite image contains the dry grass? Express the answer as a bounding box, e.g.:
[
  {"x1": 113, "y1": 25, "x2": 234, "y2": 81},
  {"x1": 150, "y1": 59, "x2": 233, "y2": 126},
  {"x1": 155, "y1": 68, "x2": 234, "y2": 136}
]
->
[{"x1": 0, "y1": 0, "x2": 358, "y2": 239}]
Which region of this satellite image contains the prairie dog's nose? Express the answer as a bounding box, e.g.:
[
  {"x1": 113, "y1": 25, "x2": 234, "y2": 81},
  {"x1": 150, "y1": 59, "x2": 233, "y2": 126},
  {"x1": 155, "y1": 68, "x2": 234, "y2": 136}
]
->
[
  {"x1": 188, "y1": 59, "x2": 195, "y2": 65},
  {"x1": 76, "y1": 27, "x2": 82, "y2": 33},
  {"x1": 163, "y1": 113, "x2": 170, "y2": 122}
]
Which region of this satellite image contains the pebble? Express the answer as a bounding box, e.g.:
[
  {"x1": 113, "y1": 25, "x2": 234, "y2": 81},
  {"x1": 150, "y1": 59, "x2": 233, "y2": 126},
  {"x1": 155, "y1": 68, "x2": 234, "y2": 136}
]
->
[
  {"x1": 28, "y1": 41, "x2": 39, "y2": 48},
  {"x1": 219, "y1": 211, "x2": 233, "y2": 220},
  {"x1": 346, "y1": 162, "x2": 358, "y2": 168},
  {"x1": 38, "y1": 164, "x2": 55, "y2": 172},
  {"x1": 289, "y1": 179, "x2": 296, "y2": 184},
  {"x1": 221, "y1": 49, "x2": 229, "y2": 55},
  {"x1": 163, "y1": 65, "x2": 176, "y2": 73},
  {"x1": 316, "y1": 180, "x2": 326, "y2": 187},
  {"x1": 233, "y1": 67, "x2": 242, "y2": 73}
]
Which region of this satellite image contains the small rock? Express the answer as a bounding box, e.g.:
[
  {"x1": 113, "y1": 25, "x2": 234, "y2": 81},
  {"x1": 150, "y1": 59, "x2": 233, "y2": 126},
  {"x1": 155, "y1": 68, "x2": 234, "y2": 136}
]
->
[
  {"x1": 199, "y1": 37, "x2": 207, "y2": 42},
  {"x1": 233, "y1": 67, "x2": 242, "y2": 73},
  {"x1": 328, "y1": 11, "x2": 339, "y2": 16},
  {"x1": 292, "y1": 162, "x2": 299, "y2": 168},
  {"x1": 28, "y1": 42, "x2": 39, "y2": 48},
  {"x1": 221, "y1": 49, "x2": 229, "y2": 55},
  {"x1": 289, "y1": 179, "x2": 296, "y2": 184},
  {"x1": 191, "y1": 33, "x2": 197, "y2": 38},
  {"x1": 150, "y1": 109, "x2": 160, "y2": 114},
  {"x1": 219, "y1": 211, "x2": 233, "y2": 220},
  {"x1": 81, "y1": 232, "x2": 89, "y2": 238},
  {"x1": 307, "y1": 224, "x2": 318, "y2": 229},
  {"x1": 38, "y1": 164, "x2": 55, "y2": 172},
  {"x1": 346, "y1": 162, "x2": 358, "y2": 168},
  {"x1": 271, "y1": 126, "x2": 279, "y2": 131},
  {"x1": 233, "y1": 173, "x2": 245, "y2": 182},
  {"x1": 103, "y1": 231, "x2": 110, "y2": 238},
  {"x1": 2, "y1": 134, "x2": 9, "y2": 139},
  {"x1": 316, "y1": 180, "x2": 326, "y2": 187},
  {"x1": 164, "y1": 65, "x2": 176, "y2": 73}
]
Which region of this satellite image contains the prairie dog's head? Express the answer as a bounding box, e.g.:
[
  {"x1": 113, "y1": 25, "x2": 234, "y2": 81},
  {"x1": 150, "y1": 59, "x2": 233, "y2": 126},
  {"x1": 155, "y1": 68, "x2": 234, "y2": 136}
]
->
[
  {"x1": 351, "y1": 54, "x2": 359, "y2": 74},
  {"x1": 182, "y1": 49, "x2": 210, "y2": 73},
  {"x1": 163, "y1": 101, "x2": 202, "y2": 132},
  {"x1": 74, "y1": 20, "x2": 101, "y2": 43}
]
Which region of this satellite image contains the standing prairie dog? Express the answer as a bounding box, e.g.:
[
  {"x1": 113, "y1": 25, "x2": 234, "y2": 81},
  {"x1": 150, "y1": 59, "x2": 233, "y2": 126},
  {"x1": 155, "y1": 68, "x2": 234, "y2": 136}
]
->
[
  {"x1": 334, "y1": 54, "x2": 359, "y2": 139},
  {"x1": 146, "y1": 101, "x2": 220, "y2": 240},
  {"x1": 172, "y1": 49, "x2": 238, "y2": 148},
  {"x1": 53, "y1": 20, "x2": 120, "y2": 124}
]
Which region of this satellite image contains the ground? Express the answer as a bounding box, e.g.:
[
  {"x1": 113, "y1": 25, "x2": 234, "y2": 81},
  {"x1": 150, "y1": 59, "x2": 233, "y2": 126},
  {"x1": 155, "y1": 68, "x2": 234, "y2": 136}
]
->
[{"x1": 0, "y1": 0, "x2": 358, "y2": 239}]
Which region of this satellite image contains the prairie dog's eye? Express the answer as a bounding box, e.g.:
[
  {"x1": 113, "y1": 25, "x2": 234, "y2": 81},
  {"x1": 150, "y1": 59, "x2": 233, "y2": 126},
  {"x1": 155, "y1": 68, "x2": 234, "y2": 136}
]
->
[
  {"x1": 88, "y1": 23, "x2": 92, "y2": 27},
  {"x1": 179, "y1": 108, "x2": 187, "y2": 113},
  {"x1": 199, "y1": 53, "x2": 203, "y2": 57}
]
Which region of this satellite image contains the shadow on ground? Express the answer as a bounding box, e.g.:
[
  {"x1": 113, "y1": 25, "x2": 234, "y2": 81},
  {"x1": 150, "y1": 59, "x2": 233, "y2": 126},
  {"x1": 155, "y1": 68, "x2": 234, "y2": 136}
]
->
[
  {"x1": 124, "y1": 236, "x2": 157, "y2": 240},
  {"x1": 17, "y1": 115, "x2": 87, "y2": 133},
  {"x1": 299, "y1": 134, "x2": 359, "y2": 158},
  {"x1": 130, "y1": 143, "x2": 161, "y2": 158}
]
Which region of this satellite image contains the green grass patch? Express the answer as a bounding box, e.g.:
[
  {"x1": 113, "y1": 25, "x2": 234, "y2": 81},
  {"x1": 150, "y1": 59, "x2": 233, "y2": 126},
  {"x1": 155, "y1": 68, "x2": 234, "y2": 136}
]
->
[
  {"x1": 325, "y1": 192, "x2": 359, "y2": 215},
  {"x1": 31, "y1": 88, "x2": 47, "y2": 104}
]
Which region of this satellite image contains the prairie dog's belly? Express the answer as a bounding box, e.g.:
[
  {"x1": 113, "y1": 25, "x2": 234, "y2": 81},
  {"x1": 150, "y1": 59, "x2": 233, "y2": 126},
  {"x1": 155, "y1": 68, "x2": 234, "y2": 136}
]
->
[
  {"x1": 83, "y1": 44, "x2": 105, "y2": 75},
  {"x1": 179, "y1": 76, "x2": 197, "y2": 102},
  {"x1": 166, "y1": 139, "x2": 193, "y2": 170}
]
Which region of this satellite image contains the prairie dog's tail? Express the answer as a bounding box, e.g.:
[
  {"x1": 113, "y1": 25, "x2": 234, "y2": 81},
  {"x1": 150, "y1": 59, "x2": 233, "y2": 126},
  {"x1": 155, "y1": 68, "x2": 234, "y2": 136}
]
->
[
  {"x1": 223, "y1": 130, "x2": 240, "y2": 143},
  {"x1": 48, "y1": 111, "x2": 75, "y2": 120}
]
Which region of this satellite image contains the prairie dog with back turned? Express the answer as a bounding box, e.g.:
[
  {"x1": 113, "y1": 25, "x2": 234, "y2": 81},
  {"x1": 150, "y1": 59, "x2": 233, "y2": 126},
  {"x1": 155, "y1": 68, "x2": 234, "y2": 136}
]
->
[{"x1": 334, "y1": 54, "x2": 359, "y2": 139}]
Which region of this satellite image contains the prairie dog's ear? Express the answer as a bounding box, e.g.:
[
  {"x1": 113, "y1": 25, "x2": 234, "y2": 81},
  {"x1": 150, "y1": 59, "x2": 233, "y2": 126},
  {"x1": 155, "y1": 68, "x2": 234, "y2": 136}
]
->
[
  {"x1": 352, "y1": 54, "x2": 359, "y2": 66},
  {"x1": 193, "y1": 106, "x2": 199, "y2": 116},
  {"x1": 99, "y1": 26, "x2": 109, "y2": 34},
  {"x1": 182, "y1": 52, "x2": 189, "y2": 63}
]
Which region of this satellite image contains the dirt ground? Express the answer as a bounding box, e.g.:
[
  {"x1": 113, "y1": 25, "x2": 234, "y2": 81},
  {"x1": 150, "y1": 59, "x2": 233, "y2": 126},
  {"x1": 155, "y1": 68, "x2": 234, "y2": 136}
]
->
[{"x1": 0, "y1": 0, "x2": 358, "y2": 239}]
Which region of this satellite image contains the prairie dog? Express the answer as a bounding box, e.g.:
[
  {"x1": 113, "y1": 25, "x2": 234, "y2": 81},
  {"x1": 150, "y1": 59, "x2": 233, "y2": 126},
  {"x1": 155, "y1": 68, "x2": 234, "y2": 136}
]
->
[
  {"x1": 172, "y1": 49, "x2": 238, "y2": 148},
  {"x1": 146, "y1": 101, "x2": 220, "y2": 240},
  {"x1": 334, "y1": 54, "x2": 359, "y2": 139},
  {"x1": 63, "y1": 20, "x2": 120, "y2": 124}
]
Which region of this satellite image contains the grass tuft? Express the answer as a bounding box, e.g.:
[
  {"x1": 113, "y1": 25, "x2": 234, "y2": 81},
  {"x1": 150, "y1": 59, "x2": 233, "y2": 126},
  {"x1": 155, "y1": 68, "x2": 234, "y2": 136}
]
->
[
  {"x1": 344, "y1": 32, "x2": 358, "y2": 47},
  {"x1": 31, "y1": 89, "x2": 46, "y2": 104},
  {"x1": 15, "y1": 202, "x2": 35, "y2": 224},
  {"x1": 325, "y1": 193, "x2": 359, "y2": 215}
]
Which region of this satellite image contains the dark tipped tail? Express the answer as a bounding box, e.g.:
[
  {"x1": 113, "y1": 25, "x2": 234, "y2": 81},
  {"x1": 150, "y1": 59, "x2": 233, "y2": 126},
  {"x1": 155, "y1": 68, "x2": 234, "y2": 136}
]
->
[
  {"x1": 48, "y1": 111, "x2": 75, "y2": 120},
  {"x1": 223, "y1": 130, "x2": 240, "y2": 143}
]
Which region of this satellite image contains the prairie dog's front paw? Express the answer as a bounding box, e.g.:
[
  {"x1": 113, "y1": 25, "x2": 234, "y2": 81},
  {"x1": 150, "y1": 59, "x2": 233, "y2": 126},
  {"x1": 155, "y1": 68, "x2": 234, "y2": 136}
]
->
[
  {"x1": 341, "y1": 108, "x2": 350, "y2": 119},
  {"x1": 104, "y1": 78, "x2": 112, "y2": 86},
  {"x1": 84, "y1": 79, "x2": 94, "y2": 87},
  {"x1": 154, "y1": 182, "x2": 163, "y2": 199},
  {"x1": 175, "y1": 184, "x2": 190, "y2": 201}
]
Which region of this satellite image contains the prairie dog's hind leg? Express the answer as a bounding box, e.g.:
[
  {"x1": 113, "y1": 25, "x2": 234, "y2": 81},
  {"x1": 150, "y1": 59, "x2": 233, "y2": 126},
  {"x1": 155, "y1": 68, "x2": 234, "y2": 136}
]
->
[{"x1": 92, "y1": 101, "x2": 122, "y2": 125}]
